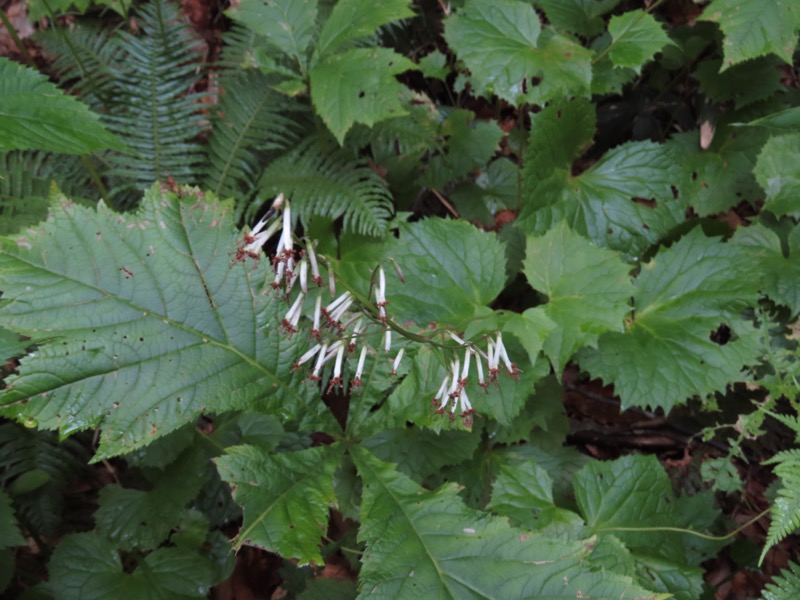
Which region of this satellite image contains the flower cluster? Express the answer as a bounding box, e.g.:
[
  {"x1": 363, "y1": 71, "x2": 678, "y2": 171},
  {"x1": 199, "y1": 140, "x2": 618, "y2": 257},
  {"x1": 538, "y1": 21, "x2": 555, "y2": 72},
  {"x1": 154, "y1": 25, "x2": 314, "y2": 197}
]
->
[
  {"x1": 432, "y1": 332, "x2": 520, "y2": 419},
  {"x1": 234, "y1": 195, "x2": 517, "y2": 421}
]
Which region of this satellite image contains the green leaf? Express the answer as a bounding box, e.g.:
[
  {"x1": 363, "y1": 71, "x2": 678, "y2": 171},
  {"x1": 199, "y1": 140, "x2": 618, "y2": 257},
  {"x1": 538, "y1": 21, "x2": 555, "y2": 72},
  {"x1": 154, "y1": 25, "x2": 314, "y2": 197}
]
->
[
  {"x1": 534, "y1": 0, "x2": 620, "y2": 37},
  {"x1": 519, "y1": 99, "x2": 683, "y2": 257},
  {"x1": 0, "y1": 490, "x2": 24, "y2": 548},
  {"x1": 574, "y1": 455, "x2": 720, "y2": 598},
  {"x1": 740, "y1": 106, "x2": 800, "y2": 131},
  {"x1": 607, "y1": 10, "x2": 673, "y2": 73},
  {"x1": 310, "y1": 48, "x2": 415, "y2": 144},
  {"x1": 754, "y1": 134, "x2": 800, "y2": 217},
  {"x1": 578, "y1": 228, "x2": 762, "y2": 411},
  {"x1": 0, "y1": 57, "x2": 124, "y2": 154},
  {"x1": 702, "y1": 0, "x2": 800, "y2": 68},
  {"x1": 387, "y1": 218, "x2": 507, "y2": 326},
  {"x1": 226, "y1": 0, "x2": 317, "y2": 70},
  {"x1": 762, "y1": 561, "x2": 800, "y2": 599},
  {"x1": 668, "y1": 126, "x2": 766, "y2": 216},
  {"x1": 523, "y1": 222, "x2": 634, "y2": 370},
  {"x1": 215, "y1": 444, "x2": 341, "y2": 565},
  {"x1": 693, "y1": 57, "x2": 784, "y2": 109},
  {"x1": 47, "y1": 532, "x2": 221, "y2": 599},
  {"x1": 0, "y1": 186, "x2": 320, "y2": 459},
  {"x1": 361, "y1": 428, "x2": 480, "y2": 482},
  {"x1": 95, "y1": 449, "x2": 208, "y2": 551},
  {"x1": 502, "y1": 308, "x2": 556, "y2": 368},
  {"x1": 352, "y1": 446, "x2": 664, "y2": 600},
  {"x1": 419, "y1": 110, "x2": 504, "y2": 189},
  {"x1": 444, "y1": 0, "x2": 592, "y2": 105},
  {"x1": 0, "y1": 327, "x2": 27, "y2": 361},
  {"x1": 314, "y1": 0, "x2": 414, "y2": 59},
  {"x1": 486, "y1": 461, "x2": 557, "y2": 527},
  {"x1": 762, "y1": 449, "x2": 800, "y2": 563}
]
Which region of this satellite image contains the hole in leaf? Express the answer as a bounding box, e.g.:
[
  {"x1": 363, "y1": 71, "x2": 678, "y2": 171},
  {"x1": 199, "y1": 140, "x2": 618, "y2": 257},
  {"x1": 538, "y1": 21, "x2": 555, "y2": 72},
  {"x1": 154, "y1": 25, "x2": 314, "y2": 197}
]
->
[{"x1": 710, "y1": 324, "x2": 731, "y2": 346}]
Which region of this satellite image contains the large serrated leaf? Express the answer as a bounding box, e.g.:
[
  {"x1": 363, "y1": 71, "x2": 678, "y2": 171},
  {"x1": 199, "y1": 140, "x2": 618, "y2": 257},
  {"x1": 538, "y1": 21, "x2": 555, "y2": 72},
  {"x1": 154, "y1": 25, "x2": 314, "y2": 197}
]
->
[
  {"x1": 215, "y1": 444, "x2": 341, "y2": 565},
  {"x1": 534, "y1": 0, "x2": 620, "y2": 37},
  {"x1": 578, "y1": 228, "x2": 762, "y2": 411},
  {"x1": 0, "y1": 186, "x2": 319, "y2": 459},
  {"x1": 702, "y1": 0, "x2": 800, "y2": 68},
  {"x1": 519, "y1": 98, "x2": 683, "y2": 257},
  {"x1": 309, "y1": 48, "x2": 415, "y2": 144},
  {"x1": 0, "y1": 57, "x2": 124, "y2": 154},
  {"x1": 444, "y1": 0, "x2": 592, "y2": 106},
  {"x1": 352, "y1": 446, "x2": 664, "y2": 600},
  {"x1": 523, "y1": 222, "x2": 634, "y2": 370}
]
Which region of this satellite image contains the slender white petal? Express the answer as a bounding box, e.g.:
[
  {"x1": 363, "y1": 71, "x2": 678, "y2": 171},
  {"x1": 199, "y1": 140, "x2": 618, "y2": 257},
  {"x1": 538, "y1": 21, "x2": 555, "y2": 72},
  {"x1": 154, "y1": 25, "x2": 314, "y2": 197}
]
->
[
  {"x1": 296, "y1": 343, "x2": 322, "y2": 366},
  {"x1": 325, "y1": 291, "x2": 352, "y2": 314},
  {"x1": 461, "y1": 348, "x2": 471, "y2": 380},
  {"x1": 391, "y1": 348, "x2": 405, "y2": 375},
  {"x1": 384, "y1": 328, "x2": 392, "y2": 353},
  {"x1": 496, "y1": 333, "x2": 513, "y2": 372},
  {"x1": 312, "y1": 295, "x2": 322, "y2": 332},
  {"x1": 332, "y1": 343, "x2": 345, "y2": 379},
  {"x1": 354, "y1": 345, "x2": 368, "y2": 381},
  {"x1": 307, "y1": 242, "x2": 322, "y2": 284},
  {"x1": 299, "y1": 259, "x2": 308, "y2": 294},
  {"x1": 328, "y1": 268, "x2": 336, "y2": 297},
  {"x1": 311, "y1": 342, "x2": 329, "y2": 378},
  {"x1": 271, "y1": 193, "x2": 285, "y2": 211},
  {"x1": 378, "y1": 267, "x2": 386, "y2": 300},
  {"x1": 449, "y1": 332, "x2": 466, "y2": 346},
  {"x1": 475, "y1": 349, "x2": 486, "y2": 386},
  {"x1": 329, "y1": 297, "x2": 354, "y2": 323},
  {"x1": 459, "y1": 388, "x2": 472, "y2": 413}
]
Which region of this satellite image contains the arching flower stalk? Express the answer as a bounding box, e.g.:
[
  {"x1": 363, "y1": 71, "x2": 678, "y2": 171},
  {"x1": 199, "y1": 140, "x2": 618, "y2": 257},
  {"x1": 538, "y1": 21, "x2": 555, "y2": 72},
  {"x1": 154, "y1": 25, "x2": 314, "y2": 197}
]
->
[{"x1": 235, "y1": 194, "x2": 517, "y2": 421}]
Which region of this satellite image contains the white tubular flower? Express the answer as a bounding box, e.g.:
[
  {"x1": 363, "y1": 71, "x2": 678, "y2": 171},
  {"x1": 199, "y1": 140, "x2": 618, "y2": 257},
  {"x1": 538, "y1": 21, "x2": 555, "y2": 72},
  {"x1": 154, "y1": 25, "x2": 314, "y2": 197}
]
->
[
  {"x1": 299, "y1": 259, "x2": 308, "y2": 294},
  {"x1": 391, "y1": 348, "x2": 405, "y2": 376},
  {"x1": 244, "y1": 217, "x2": 281, "y2": 254},
  {"x1": 348, "y1": 317, "x2": 363, "y2": 351},
  {"x1": 328, "y1": 343, "x2": 346, "y2": 392},
  {"x1": 271, "y1": 193, "x2": 285, "y2": 211},
  {"x1": 375, "y1": 266, "x2": 388, "y2": 324},
  {"x1": 460, "y1": 347, "x2": 471, "y2": 382},
  {"x1": 310, "y1": 342, "x2": 329, "y2": 380},
  {"x1": 448, "y1": 357, "x2": 461, "y2": 397},
  {"x1": 311, "y1": 294, "x2": 322, "y2": 339},
  {"x1": 352, "y1": 345, "x2": 369, "y2": 387},
  {"x1": 449, "y1": 332, "x2": 466, "y2": 346},
  {"x1": 329, "y1": 295, "x2": 354, "y2": 324},
  {"x1": 434, "y1": 374, "x2": 451, "y2": 411},
  {"x1": 495, "y1": 332, "x2": 519, "y2": 379},
  {"x1": 281, "y1": 292, "x2": 305, "y2": 335},
  {"x1": 487, "y1": 338, "x2": 499, "y2": 380},
  {"x1": 475, "y1": 348, "x2": 487, "y2": 389},
  {"x1": 458, "y1": 388, "x2": 472, "y2": 414},
  {"x1": 280, "y1": 202, "x2": 293, "y2": 254},
  {"x1": 384, "y1": 328, "x2": 392, "y2": 353},
  {"x1": 328, "y1": 268, "x2": 336, "y2": 297},
  {"x1": 293, "y1": 343, "x2": 322, "y2": 370},
  {"x1": 306, "y1": 242, "x2": 323, "y2": 286}
]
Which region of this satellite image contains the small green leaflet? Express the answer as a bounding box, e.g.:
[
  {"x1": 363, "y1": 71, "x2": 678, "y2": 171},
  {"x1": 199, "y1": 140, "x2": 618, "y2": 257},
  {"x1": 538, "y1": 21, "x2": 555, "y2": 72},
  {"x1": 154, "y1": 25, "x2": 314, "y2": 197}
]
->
[
  {"x1": 702, "y1": 0, "x2": 800, "y2": 68},
  {"x1": 754, "y1": 133, "x2": 800, "y2": 217},
  {"x1": 309, "y1": 48, "x2": 415, "y2": 144},
  {"x1": 524, "y1": 222, "x2": 634, "y2": 371},
  {"x1": 226, "y1": 0, "x2": 317, "y2": 72},
  {"x1": 444, "y1": 0, "x2": 592, "y2": 106},
  {"x1": 0, "y1": 186, "x2": 318, "y2": 459},
  {"x1": 0, "y1": 57, "x2": 125, "y2": 154},
  {"x1": 352, "y1": 446, "x2": 664, "y2": 600},
  {"x1": 740, "y1": 106, "x2": 800, "y2": 131},
  {"x1": 607, "y1": 10, "x2": 673, "y2": 73},
  {"x1": 578, "y1": 228, "x2": 762, "y2": 411},
  {"x1": 0, "y1": 491, "x2": 24, "y2": 548},
  {"x1": 215, "y1": 444, "x2": 341, "y2": 565},
  {"x1": 518, "y1": 98, "x2": 683, "y2": 257}
]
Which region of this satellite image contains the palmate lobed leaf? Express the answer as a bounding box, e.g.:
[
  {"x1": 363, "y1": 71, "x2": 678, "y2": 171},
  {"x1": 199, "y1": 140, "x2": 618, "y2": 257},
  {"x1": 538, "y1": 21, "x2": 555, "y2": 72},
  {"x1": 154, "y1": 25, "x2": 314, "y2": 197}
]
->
[
  {"x1": 0, "y1": 185, "x2": 319, "y2": 459},
  {"x1": 607, "y1": 10, "x2": 673, "y2": 73},
  {"x1": 352, "y1": 446, "x2": 665, "y2": 600},
  {"x1": 578, "y1": 228, "x2": 762, "y2": 411}
]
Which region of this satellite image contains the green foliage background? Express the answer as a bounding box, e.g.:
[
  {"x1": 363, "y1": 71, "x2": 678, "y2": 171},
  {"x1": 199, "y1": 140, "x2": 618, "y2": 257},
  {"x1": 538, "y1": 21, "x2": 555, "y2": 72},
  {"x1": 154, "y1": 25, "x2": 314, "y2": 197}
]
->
[{"x1": 1, "y1": 0, "x2": 800, "y2": 597}]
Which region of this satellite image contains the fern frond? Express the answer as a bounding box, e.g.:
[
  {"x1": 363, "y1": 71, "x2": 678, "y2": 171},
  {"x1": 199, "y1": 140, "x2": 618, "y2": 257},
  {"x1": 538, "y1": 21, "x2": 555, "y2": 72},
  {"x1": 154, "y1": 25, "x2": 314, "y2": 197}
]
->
[
  {"x1": 103, "y1": 0, "x2": 205, "y2": 205},
  {"x1": 762, "y1": 561, "x2": 800, "y2": 599},
  {"x1": 204, "y1": 69, "x2": 303, "y2": 207},
  {"x1": 258, "y1": 135, "x2": 393, "y2": 236},
  {"x1": 36, "y1": 23, "x2": 122, "y2": 109},
  {"x1": 0, "y1": 422, "x2": 89, "y2": 537},
  {"x1": 0, "y1": 151, "x2": 96, "y2": 234},
  {"x1": 762, "y1": 448, "x2": 800, "y2": 561}
]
